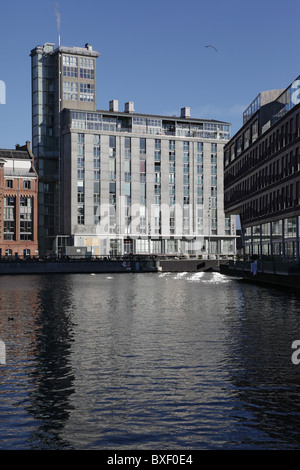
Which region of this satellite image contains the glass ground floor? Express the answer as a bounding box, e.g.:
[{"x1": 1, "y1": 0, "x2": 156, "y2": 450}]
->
[
  {"x1": 57, "y1": 235, "x2": 236, "y2": 258},
  {"x1": 243, "y1": 215, "x2": 300, "y2": 262}
]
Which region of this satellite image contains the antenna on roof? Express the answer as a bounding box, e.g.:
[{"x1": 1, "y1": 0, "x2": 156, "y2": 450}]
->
[{"x1": 55, "y1": 3, "x2": 61, "y2": 47}]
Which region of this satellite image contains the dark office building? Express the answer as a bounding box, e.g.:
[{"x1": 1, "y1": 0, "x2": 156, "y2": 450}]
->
[{"x1": 224, "y1": 76, "x2": 300, "y2": 262}]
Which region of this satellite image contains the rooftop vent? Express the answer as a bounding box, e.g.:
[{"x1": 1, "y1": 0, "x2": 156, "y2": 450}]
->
[
  {"x1": 181, "y1": 107, "x2": 191, "y2": 118},
  {"x1": 125, "y1": 101, "x2": 135, "y2": 113},
  {"x1": 109, "y1": 100, "x2": 119, "y2": 112}
]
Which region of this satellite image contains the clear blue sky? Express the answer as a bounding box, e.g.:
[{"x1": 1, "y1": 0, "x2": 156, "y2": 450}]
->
[{"x1": 1, "y1": 0, "x2": 300, "y2": 149}]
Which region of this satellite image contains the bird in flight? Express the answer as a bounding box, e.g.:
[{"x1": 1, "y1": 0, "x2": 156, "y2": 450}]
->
[{"x1": 205, "y1": 45, "x2": 218, "y2": 52}]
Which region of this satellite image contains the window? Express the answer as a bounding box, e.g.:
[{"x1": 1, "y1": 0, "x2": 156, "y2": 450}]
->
[
  {"x1": 140, "y1": 160, "x2": 146, "y2": 173},
  {"x1": 4, "y1": 197, "x2": 15, "y2": 240},
  {"x1": 109, "y1": 135, "x2": 116, "y2": 157},
  {"x1": 94, "y1": 134, "x2": 100, "y2": 145},
  {"x1": 140, "y1": 138, "x2": 146, "y2": 154},
  {"x1": 63, "y1": 81, "x2": 78, "y2": 100},
  {"x1": 78, "y1": 181, "x2": 84, "y2": 203},
  {"x1": 63, "y1": 66, "x2": 78, "y2": 78},
  {"x1": 109, "y1": 158, "x2": 116, "y2": 180},
  {"x1": 94, "y1": 167, "x2": 100, "y2": 180},
  {"x1": 63, "y1": 56, "x2": 77, "y2": 67},
  {"x1": 94, "y1": 181, "x2": 100, "y2": 204},
  {"x1": 183, "y1": 185, "x2": 189, "y2": 196},
  {"x1": 80, "y1": 83, "x2": 94, "y2": 102},
  {"x1": 155, "y1": 139, "x2": 161, "y2": 160},
  {"x1": 197, "y1": 163, "x2": 203, "y2": 174},
  {"x1": 94, "y1": 134, "x2": 100, "y2": 156},
  {"x1": 78, "y1": 169, "x2": 85, "y2": 179},
  {"x1": 125, "y1": 137, "x2": 131, "y2": 158},
  {"x1": 94, "y1": 205, "x2": 100, "y2": 225},
  {"x1": 80, "y1": 58, "x2": 94, "y2": 69},
  {"x1": 94, "y1": 157, "x2": 100, "y2": 169},
  {"x1": 125, "y1": 182, "x2": 131, "y2": 196},
  {"x1": 211, "y1": 164, "x2": 217, "y2": 175},
  {"x1": 63, "y1": 55, "x2": 78, "y2": 78},
  {"x1": 77, "y1": 156, "x2": 84, "y2": 167},
  {"x1": 24, "y1": 180, "x2": 31, "y2": 189},
  {"x1": 78, "y1": 133, "x2": 84, "y2": 156},
  {"x1": 77, "y1": 136, "x2": 85, "y2": 180},
  {"x1": 125, "y1": 159, "x2": 131, "y2": 182},
  {"x1": 6, "y1": 180, "x2": 13, "y2": 188},
  {"x1": 77, "y1": 205, "x2": 84, "y2": 224},
  {"x1": 140, "y1": 183, "x2": 146, "y2": 205},
  {"x1": 80, "y1": 68, "x2": 95, "y2": 80},
  {"x1": 169, "y1": 161, "x2": 175, "y2": 172},
  {"x1": 20, "y1": 220, "x2": 33, "y2": 240}
]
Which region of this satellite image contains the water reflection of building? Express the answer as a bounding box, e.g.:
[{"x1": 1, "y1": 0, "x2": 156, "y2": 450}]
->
[
  {"x1": 0, "y1": 142, "x2": 38, "y2": 258},
  {"x1": 224, "y1": 76, "x2": 300, "y2": 262}
]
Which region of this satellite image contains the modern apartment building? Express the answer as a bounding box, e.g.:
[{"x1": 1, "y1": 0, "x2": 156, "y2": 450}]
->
[
  {"x1": 30, "y1": 42, "x2": 100, "y2": 255},
  {"x1": 0, "y1": 142, "x2": 38, "y2": 258},
  {"x1": 31, "y1": 42, "x2": 236, "y2": 257},
  {"x1": 224, "y1": 76, "x2": 300, "y2": 262}
]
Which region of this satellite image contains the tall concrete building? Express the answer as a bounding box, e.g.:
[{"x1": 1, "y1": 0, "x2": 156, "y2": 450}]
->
[
  {"x1": 31, "y1": 42, "x2": 236, "y2": 257},
  {"x1": 30, "y1": 42, "x2": 100, "y2": 255}
]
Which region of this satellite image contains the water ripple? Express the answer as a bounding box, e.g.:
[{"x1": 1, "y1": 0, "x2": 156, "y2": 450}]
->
[{"x1": 0, "y1": 273, "x2": 300, "y2": 449}]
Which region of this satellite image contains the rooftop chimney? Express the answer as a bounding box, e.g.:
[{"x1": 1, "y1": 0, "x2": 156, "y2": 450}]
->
[
  {"x1": 109, "y1": 100, "x2": 119, "y2": 112},
  {"x1": 125, "y1": 101, "x2": 134, "y2": 113},
  {"x1": 181, "y1": 107, "x2": 191, "y2": 118}
]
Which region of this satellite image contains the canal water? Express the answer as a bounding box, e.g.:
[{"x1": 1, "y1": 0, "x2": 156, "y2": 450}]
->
[{"x1": 1, "y1": 271, "x2": 300, "y2": 450}]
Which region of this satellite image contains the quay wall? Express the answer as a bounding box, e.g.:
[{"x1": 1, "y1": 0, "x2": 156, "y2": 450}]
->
[
  {"x1": 157, "y1": 259, "x2": 227, "y2": 272},
  {"x1": 0, "y1": 258, "x2": 156, "y2": 275},
  {"x1": 0, "y1": 258, "x2": 227, "y2": 275},
  {"x1": 221, "y1": 260, "x2": 300, "y2": 290}
]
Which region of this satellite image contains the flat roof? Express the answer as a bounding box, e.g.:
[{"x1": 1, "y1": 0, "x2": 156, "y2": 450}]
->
[
  {"x1": 31, "y1": 43, "x2": 100, "y2": 58},
  {"x1": 71, "y1": 108, "x2": 231, "y2": 125}
]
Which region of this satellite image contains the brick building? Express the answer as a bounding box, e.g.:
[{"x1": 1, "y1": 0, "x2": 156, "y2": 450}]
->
[{"x1": 0, "y1": 142, "x2": 38, "y2": 258}]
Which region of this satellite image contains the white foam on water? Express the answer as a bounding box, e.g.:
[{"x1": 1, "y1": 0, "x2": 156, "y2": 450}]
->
[
  {"x1": 186, "y1": 272, "x2": 205, "y2": 282},
  {"x1": 201, "y1": 272, "x2": 230, "y2": 284},
  {"x1": 174, "y1": 272, "x2": 188, "y2": 278}
]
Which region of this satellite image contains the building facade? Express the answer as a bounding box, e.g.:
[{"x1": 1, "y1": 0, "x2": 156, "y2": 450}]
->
[
  {"x1": 0, "y1": 142, "x2": 38, "y2": 258},
  {"x1": 31, "y1": 42, "x2": 236, "y2": 257},
  {"x1": 30, "y1": 42, "x2": 100, "y2": 255},
  {"x1": 224, "y1": 76, "x2": 300, "y2": 262},
  {"x1": 60, "y1": 103, "x2": 235, "y2": 257}
]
